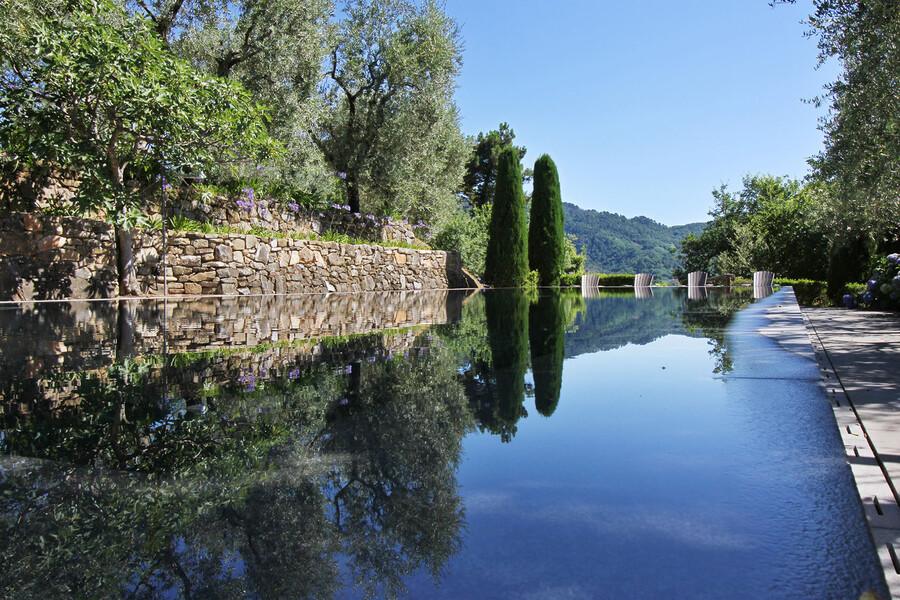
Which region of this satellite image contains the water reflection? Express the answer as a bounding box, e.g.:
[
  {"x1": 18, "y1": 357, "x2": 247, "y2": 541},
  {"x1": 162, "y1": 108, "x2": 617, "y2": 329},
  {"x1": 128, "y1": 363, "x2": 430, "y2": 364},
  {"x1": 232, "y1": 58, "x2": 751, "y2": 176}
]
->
[{"x1": 1, "y1": 288, "x2": 760, "y2": 599}]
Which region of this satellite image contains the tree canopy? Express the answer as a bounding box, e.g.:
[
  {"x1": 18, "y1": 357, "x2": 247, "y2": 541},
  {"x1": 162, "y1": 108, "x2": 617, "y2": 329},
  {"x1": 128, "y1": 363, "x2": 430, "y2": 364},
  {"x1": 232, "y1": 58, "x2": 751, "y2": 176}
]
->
[
  {"x1": 674, "y1": 175, "x2": 830, "y2": 280},
  {"x1": 0, "y1": 0, "x2": 274, "y2": 224}
]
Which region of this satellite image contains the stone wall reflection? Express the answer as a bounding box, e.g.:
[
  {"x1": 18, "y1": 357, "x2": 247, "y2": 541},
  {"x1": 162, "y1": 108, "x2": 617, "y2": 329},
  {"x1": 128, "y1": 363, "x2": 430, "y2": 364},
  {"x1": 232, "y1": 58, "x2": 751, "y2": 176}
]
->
[{"x1": 0, "y1": 290, "x2": 464, "y2": 421}]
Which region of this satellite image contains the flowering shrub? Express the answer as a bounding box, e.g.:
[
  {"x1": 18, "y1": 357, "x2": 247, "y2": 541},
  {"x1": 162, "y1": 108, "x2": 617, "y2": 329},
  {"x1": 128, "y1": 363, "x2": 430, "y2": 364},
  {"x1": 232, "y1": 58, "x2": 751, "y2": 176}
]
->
[{"x1": 846, "y1": 253, "x2": 900, "y2": 309}]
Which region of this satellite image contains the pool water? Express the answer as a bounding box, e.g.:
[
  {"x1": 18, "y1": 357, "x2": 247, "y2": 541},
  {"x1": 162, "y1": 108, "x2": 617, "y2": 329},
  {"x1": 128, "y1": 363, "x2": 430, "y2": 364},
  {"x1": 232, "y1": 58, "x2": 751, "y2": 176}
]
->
[{"x1": 0, "y1": 288, "x2": 887, "y2": 599}]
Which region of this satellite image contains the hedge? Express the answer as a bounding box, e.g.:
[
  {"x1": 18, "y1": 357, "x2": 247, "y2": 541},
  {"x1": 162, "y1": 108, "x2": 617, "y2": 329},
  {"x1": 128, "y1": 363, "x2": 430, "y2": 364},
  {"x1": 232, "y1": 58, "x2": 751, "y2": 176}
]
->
[{"x1": 774, "y1": 278, "x2": 829, "y2": 306}]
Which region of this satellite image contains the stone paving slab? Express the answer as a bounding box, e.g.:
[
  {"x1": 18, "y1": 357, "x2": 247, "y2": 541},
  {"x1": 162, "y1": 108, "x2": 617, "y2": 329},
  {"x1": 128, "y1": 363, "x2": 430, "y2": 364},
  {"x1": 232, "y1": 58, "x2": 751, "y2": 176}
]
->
[{"x1": 803, "y1": 305, "x2": 900, "y2": 598}]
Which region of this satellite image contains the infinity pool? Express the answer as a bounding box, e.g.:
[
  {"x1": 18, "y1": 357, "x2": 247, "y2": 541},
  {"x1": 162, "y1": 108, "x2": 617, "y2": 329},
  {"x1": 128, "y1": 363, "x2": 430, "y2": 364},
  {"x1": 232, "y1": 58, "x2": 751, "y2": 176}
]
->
[{"x1": 0, "y1": 288, "x2": 886, "y2": 599}]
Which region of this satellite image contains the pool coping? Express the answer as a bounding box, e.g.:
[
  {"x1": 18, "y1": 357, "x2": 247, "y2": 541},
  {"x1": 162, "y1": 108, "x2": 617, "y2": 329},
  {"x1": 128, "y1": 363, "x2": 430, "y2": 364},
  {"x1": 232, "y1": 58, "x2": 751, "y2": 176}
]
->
[{"x1": 798, "y1": 302, "x2": 900, "y2": 599}]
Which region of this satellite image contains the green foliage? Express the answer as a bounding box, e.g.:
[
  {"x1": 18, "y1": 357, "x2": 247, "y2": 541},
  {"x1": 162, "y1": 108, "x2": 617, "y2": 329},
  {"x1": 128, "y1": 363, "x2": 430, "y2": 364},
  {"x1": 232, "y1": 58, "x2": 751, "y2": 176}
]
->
[
  {"x1": 528, "y1": 154, "x2": 565, "y2": 286},
  {"x1": 309, "y1": 0, "x2": 467, "y2": 224},
  {"x1": 523, "y1": 269, "x2": 540, "y2": 292},
  {"x1": 484, "y1": 147, "x2": 529, "y2": 288},
  {"x1": 484, "y1": 290, "x2": 529, "y2": 442},
  {"x1": 460, "y1": 122, "x2": 529, "y2": 208},
  {"x1": 0, "y1": 0, "x2": 275, "y2": 222},
  {"x1": 587, "y1": 274, "x2": 636, "y2": 286},
  {"x1": 529, "y1": 290, "x2": 566, "y2": 417},
  {"x1": 799, "y1": 1, "x2": 900, "y2": 248},
  {"x1": 774, "y1": 278, "x2": 830, "y2": 306},
  {"x1": 563, "y1": 202, "x2": 704, "y2": 279},
  {"x1": 844, "y1": 254, "x2": 900, "y2": 310},
  {"x1": 432, "y1": 204, "x2": 491, "y2": 277},
  {"x1": 563, "y1": 234, "x2": 587, "y2": 276},
  {"x1": 674, "y1": 175, "x2": 830, "y2": 281}
]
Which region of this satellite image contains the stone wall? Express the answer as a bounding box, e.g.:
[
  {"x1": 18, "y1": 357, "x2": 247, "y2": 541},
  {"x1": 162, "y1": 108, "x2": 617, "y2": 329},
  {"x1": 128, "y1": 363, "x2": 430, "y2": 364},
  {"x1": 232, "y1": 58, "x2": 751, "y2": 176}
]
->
[
  {"x1": 131, "y1": 230, "x2": 466, "y2": 296},
  {"x1": 0, "y1": 213, "x2": 468, "y2": 300},
  {"x1": 0, "y1": 213, "x2": 118, "y2": 301}
]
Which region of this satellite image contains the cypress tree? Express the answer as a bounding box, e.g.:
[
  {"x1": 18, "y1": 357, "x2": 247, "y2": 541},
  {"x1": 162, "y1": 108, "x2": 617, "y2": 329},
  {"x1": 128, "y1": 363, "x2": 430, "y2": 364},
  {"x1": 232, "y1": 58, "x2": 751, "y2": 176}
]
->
[
  {"x1": 528, "y1": 154, "x2": 565, "y2": 286},
  {"x1": 484, "y1": 146, "x2": 529, "y2": 287}
]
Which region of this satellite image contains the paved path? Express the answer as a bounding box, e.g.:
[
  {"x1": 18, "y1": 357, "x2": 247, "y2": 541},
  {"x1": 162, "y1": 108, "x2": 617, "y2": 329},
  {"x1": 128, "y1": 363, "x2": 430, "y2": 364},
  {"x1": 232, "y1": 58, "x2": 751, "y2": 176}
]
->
[{"x1": 803, "y1": 306, "x2": 900, "y2": 598}]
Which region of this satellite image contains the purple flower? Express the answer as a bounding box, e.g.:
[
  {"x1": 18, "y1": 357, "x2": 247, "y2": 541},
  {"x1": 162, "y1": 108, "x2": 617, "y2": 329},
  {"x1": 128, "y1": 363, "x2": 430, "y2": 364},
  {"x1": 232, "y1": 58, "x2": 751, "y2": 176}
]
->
[
  {"x1": 342, "y1": 205, "x2": 351, "y2": 211},
  {"x1": 843, "y1": 294, "x2": 856, "y2": 308},
  {"x1": 236, "y1": 199, "x2": 254, "y2": 212},
  {"x1": 288, "y1": 202, "x2": 300, "y2": 212},
  {"x1": 241, "y1": 187, "x2": 255, "y2": 201},
  {"x1": 238, "y1": 373, "x2": 257, "y2": 392},
  {"x1": 893, "y1": 275, "x2": 900, "y2": 288},
  {"x1": 867, "y1": 279, "x2": 879, "y2": 291},
  {"x1": 863, "y1": 291, "x2": 874, "y2": 304},
  {"x1": 338, "y1": 172, "x2": 347, "y2": 179},
  {"x1": 289, "y1": 368, "x2": 300, "y2": 379},
  {"x1": 888, "y1": 253, "x2": 900, "y2": 264},
  {"x1": 339, "y1": 397, "x2": 349, "y2": 406}
]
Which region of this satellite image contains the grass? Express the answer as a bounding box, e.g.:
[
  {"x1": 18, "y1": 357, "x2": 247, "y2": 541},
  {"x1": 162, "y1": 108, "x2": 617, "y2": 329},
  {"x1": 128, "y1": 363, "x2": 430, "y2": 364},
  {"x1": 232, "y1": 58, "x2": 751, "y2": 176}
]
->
[{"x1": 158, "y1": 216, "x2": 430, "y2": 251}]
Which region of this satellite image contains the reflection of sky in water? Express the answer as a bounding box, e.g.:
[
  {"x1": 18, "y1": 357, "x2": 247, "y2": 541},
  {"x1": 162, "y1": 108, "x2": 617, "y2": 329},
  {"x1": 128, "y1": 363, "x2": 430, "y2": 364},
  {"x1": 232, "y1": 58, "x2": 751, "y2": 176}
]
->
[{"x1": 400, "y1": 298, "x2": 884, "y2": 600}]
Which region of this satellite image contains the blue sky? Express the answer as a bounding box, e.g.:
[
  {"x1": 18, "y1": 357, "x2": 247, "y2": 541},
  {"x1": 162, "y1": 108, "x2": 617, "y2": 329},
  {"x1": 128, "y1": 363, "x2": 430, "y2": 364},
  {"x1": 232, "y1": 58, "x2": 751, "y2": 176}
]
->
[{"x1": 444, "y1": 0, "x2": 838, "y2": 226}]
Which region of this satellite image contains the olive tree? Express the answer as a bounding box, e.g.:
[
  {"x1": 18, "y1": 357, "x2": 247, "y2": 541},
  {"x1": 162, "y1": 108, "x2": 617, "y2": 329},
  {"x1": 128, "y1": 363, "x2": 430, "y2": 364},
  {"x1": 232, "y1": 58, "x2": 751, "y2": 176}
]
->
[{"x1": 308, "y1": 0, "x2": 467, "y2": 220}]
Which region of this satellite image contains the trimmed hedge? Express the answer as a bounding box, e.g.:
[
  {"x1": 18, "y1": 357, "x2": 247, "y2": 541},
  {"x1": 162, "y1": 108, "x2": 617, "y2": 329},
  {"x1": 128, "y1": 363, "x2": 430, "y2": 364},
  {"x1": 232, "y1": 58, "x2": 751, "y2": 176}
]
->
[
  {"x1": 774, "y1": 278, "x2": 829, "y2": 306},
  {"x1": 560, "y1": 273, "x2": 581, "y2": 286},
  {"x1": 593, "y1": 273, "x2": 636, "y2": 286}
]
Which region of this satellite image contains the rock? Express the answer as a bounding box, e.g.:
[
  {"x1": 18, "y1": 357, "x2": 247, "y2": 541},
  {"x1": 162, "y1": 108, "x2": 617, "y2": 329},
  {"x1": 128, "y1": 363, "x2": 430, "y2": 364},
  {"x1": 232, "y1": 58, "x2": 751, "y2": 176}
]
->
[{"x1": 214, "y1": 245, "x2": 233, "y2": 262}]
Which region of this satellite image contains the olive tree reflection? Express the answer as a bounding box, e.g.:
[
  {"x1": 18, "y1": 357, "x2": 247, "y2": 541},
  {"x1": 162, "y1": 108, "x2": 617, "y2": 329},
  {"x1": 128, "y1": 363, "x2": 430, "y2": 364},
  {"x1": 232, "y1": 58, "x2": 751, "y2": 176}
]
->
[{"x1": 0, "y1": 333, "x2": 471, "y2": 600}]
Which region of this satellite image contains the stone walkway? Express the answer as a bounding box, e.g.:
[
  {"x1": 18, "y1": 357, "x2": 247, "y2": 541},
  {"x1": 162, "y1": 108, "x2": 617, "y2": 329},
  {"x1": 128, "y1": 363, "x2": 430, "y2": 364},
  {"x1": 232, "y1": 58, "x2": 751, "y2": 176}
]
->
[{"x1": 803, "y1": 306, "x2": 900, "y2": 598}]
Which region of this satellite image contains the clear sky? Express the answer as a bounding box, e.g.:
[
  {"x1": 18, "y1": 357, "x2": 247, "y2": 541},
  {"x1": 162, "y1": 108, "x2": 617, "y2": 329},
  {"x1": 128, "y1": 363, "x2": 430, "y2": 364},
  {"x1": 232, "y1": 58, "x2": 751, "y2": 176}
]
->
[{"x1": 443, "y1": 0, "x2": 839, "y2": 226}]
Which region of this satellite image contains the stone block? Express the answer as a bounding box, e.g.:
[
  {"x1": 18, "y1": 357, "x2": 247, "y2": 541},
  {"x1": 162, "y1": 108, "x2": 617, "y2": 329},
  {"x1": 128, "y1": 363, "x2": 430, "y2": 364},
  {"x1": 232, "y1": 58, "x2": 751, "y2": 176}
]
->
[
  {"x1": 36, "y1": 235, "x2": 67, "y2": 252},
  {"x1": 393, "y1": 252, "x2": 406, "y2": 265},
  {"x1": 180, "y1": 255, "x2": 201, "y2": 267},
  {"x1": 23, "y1": 214, "x2": 42, "y2": 232},
  {"x1": 215, "y1": 245, "x2": 233, "y2": 262},
  {"x1": 184, "y1": 282, "x2": 202, "y2": 295},
  {"x1": 246, "y1": 235, "x2": 258, "y2": 250},
  {"x1": 255, "y1": 245, "x2": 269, "y2": 263},
  {"x1": 232, "y1": 238, "x2": 246, "y2": 251}
]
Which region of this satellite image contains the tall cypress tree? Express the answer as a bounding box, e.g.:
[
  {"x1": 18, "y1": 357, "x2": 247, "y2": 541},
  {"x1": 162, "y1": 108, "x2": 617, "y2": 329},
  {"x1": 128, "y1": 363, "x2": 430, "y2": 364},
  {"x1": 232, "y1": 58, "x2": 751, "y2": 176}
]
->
[
  {"x1": 528, "y1": 154, "x2": 565, "y2": 286},
  {"x1": 484, "y1": 146, "x2": 528, "y2": 287}
]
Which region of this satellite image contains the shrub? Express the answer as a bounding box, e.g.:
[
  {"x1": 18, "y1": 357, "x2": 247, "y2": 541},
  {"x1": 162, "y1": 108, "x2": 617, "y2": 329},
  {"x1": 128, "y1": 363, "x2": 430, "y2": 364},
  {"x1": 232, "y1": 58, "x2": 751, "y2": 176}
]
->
[
  {"x1": 588, "y1": 273, "x2": 635, "y2": 286},
  {"x1": 844, "y1": 253, "x2": 900, "y2": 310},
  {"x1": 774, "y1": 278, "x2": 829, "y2": 306}
]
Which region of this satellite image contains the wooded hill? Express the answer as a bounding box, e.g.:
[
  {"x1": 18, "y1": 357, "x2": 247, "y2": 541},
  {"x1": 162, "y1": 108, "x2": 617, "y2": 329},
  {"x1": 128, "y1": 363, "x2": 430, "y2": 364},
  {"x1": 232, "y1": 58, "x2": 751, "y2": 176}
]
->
[{"x1": 562, "y1": 202, "x2": 705, "y2": 279}]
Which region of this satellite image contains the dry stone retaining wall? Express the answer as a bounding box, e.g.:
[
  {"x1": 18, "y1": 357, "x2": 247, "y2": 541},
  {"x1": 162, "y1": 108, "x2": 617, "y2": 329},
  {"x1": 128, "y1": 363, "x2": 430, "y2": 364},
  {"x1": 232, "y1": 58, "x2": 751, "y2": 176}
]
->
[
  {"x1": 132, "y1": 230, "x2": 465, "y2": 296},
  {"x1": 0, "y1": 213, "x2": 466, "y2": 301},
  {"x1": 0, "y1": 213, "x2": 118, "y2": 301}
]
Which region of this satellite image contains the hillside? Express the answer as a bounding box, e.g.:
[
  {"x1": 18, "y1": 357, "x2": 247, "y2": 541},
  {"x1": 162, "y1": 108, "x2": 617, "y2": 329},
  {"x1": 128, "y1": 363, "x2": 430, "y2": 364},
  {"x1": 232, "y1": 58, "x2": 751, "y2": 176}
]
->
[{"x1": 562, "y1": 203, "x2": 706, "y2": 280}]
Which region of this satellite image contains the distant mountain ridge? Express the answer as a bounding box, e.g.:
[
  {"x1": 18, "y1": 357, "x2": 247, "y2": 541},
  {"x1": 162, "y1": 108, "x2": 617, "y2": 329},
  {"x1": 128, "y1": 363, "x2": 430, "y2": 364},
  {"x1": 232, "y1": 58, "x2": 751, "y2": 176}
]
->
[{"x1": 562, "y1": 202, "x2": 706, "y2": 280}]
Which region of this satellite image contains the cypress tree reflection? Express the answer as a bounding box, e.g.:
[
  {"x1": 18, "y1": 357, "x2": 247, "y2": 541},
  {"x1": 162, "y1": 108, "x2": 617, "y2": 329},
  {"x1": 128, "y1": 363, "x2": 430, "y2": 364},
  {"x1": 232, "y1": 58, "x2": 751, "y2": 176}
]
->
[
  {"x1": 483, "y1": 290, "x2": 529, "y2": 442},
  {"x1": 529, "y1": 289, "x2": 566, "y2": 417}
]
